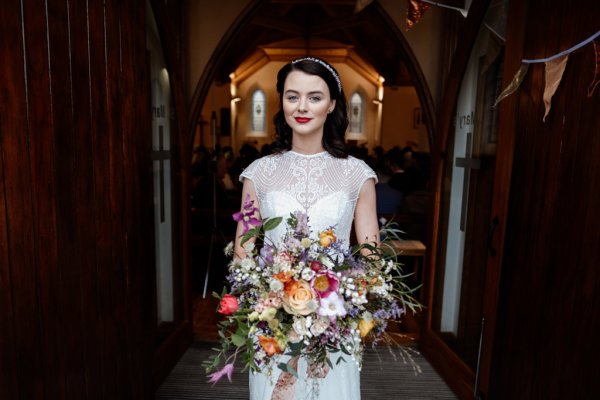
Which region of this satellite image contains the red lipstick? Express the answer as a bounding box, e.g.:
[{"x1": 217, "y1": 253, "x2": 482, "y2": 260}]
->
[{"x1": 294, "y1": 117, "x2": 311, "y2": 123}]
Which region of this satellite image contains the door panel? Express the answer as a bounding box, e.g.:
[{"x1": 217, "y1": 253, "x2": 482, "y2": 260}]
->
[{"x1": 423, "y1": 1, "x2": 507, "y2": 398}]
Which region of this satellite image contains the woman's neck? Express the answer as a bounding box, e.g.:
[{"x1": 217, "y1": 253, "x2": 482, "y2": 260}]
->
[{"x1": 291, "y1": 136, "x2": 324, "y2": 155}]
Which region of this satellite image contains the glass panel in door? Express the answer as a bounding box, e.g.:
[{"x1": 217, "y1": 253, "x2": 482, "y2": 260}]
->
[
  {"x1": 432, "y1": 2, "x2": 506, "y2": 371},
  {"x1": 148, "y1": 4, "x2": 177, "y2": 328}
]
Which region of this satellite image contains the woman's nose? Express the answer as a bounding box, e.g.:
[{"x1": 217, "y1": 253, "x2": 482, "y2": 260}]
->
[{"x1": 298, "y1": 97, "x2": 308, "y2": 112}]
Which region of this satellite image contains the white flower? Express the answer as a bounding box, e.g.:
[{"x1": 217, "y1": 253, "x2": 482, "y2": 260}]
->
[
  {"x1": 318, "y1": 292, "x2": 347, "y2": 317},
  {"x1": 224, "y1": 241, "x2": 234, "y2": 256},
  {"x1": 320, "y1": 255, "x2": 335, "y2": 269},
  {"x1": 301, "y1": 237, "x2": 312, "y2": 248},
  {"x1": 241, "y1": 257, "x2": 255, "y2": 272},
  {"x1": 269, "y1": 279, "x2": 284, "y2": 292},
  {"x1": 301, "y1": 268, "x2": 315, "y2": 281},
  {"x1": 310, "y1": 317, "x2": 330, "y2": 336},
  {"x1": 292, "y1": 317, "x2": 311, "y2": 337}
]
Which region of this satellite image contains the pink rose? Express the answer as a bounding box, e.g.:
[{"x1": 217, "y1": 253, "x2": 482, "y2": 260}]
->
[{"x1": 218, "y1": 294, "x2": 239, "y2": 315}]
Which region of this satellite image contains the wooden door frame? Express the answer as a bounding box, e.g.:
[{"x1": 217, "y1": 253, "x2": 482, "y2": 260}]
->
[
  {"x1": 420, "y1": 0, "x2": 496, "y2": 399},
  {"x1": 147, "y1": 0, "x2": 194, "y2": 388}
]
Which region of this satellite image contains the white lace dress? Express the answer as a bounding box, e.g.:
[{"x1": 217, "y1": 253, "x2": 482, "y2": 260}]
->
[{"x1": 240, "y1": 150, "x2": 377, "y2": 400}]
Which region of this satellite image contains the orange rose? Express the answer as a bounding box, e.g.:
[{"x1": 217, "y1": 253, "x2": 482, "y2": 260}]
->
[
  {"x1": 258, "y1": 335, "x2": 283, "y2": 356},
  {"x1": 319, "y1": 229, "x2": 337, "y2": 247},
  {"x1": 273, "y1": 271, "x2": 293, "y2": 283},
  {"x1": 283, "y1": 279, "x2": 317, "y2": 316}
]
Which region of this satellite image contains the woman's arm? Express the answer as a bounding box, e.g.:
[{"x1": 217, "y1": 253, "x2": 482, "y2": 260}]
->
[
  {"x1": 233, "y1": 178, "x2": 261, "y2": 260},
  {"x1": 354, "y1": 178, "x2": 380, "y2": 248}
]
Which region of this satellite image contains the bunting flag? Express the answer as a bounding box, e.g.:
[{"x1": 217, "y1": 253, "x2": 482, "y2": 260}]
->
[
  {"x1": 354, "y1": 0, "x2": 375, "y2": 14},
  {"x1": 587, "y1": 40, "x2": 600, "y2": 97},
  {"x1": 543, "y1": 55, "x2": 569, "y2": 122},
  {"x1": 406, "y1": 0, "x2": 431, "y2": 30},
  {"x1": 493, "y1": 64, "x2": 529, "y2": 107}
]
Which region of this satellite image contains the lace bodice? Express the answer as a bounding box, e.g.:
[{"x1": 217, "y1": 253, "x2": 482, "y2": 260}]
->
[{"x1": 240, "y1": 151, "x2": 377, "y2": 247}]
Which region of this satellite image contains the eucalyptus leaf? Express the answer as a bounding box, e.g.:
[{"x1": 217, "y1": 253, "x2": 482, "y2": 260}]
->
[
  {"x1": 263, "y1": 216, "x2": 283, "y2": 232},
  {"x1": 231, "y1": 333, "x2": 245, "y2": 347}
]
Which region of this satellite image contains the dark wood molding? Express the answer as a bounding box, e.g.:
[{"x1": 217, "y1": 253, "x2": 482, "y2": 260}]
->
[
  {"x1": 148, "y1": 0, "x2": 194, "y2": 387},
  {"x1": 421, "y1": 0, "x2": 492, "y2": 398}
]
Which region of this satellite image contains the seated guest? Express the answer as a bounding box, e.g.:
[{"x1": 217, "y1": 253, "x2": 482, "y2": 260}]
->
[{"x1": 375, "y1": 181, "x2": 403, "y2": 215}]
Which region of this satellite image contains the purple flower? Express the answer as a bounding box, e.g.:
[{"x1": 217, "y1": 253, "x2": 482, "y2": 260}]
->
[
  {"x1": 232, "y1": 194, "x2": 261, "y2": 234},
  {"x1": 207, "y1": 363, "x2": 234, "y2": 385}
]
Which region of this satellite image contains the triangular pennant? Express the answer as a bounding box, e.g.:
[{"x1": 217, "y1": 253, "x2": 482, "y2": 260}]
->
[
  {"x1": 493, "y1": 63, "x2": 529, "y2": 107},
  {"x1": 587, "y1": 40, "x2": 600, "y2": 97},
  {"x1": 406, "y1": 0, "x2": 431, "y2": 30},
  {"x1": 543, "y1": 55, "x2": 569, "y2": 122},
  {"x1": 354, "y1": 0, "x2": 375, "y2": 14}
]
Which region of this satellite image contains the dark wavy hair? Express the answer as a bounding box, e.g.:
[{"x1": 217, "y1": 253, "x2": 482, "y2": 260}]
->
[{"x1": 271, "y1": 58, "x2": 349, "y2": 158}]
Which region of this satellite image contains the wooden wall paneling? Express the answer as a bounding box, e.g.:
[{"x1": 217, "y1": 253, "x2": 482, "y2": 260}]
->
[
  {"x1": 45, "y1": 0, "x2": 91, "y2": 397},
  {"x1": 104, "y1": 0, "x2": 130, "y2": 394},
  {"x1": 65, "y1": 0, "x2": 105, "y2": 397},
  {"x1": 86, "y1": 0, "x2": 113, "y2": 397},
  {"x1": 0, "y1": 1, "x2": 45, "y2": 398},
  {"x1": 0, "y1": 1, "x2": 26, "y2": 398},
  {"x1": 121, "y1": 0, "x2": 154, "y2": 396},
  {"x1": 22, "y1": 0, "x2": 66, "y2": 397}
]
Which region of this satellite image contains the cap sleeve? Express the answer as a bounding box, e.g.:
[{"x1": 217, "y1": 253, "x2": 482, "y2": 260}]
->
[
  {"x1": 239, "y1": 159, "x2": 260, "y2": 183},
  {"x1": 356, "y1": 158, "x2": 378, "y2": 191}
]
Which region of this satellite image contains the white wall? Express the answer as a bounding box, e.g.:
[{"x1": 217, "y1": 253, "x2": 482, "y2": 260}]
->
[
  {"x1": 379, "y1": 0, "x2": 446, "y2": 105},
  {"x1": 381, "y1": 86, "x2": 429, "y2": 152}
]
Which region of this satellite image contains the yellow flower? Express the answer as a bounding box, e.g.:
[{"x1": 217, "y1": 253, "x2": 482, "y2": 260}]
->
[
  {"x1": 319, "y1": 229, "x2": 337, "y2": 247},
  {"x1": 358, "y1": 319, "x2": 375, "y2": 338}
]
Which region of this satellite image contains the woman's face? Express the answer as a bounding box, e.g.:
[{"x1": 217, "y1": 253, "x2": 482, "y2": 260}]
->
[{"x1": 282, "y1": 70, "x2": 336, "y2": 140}]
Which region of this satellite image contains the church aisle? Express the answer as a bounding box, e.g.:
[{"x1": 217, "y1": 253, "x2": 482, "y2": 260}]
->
[{"x1": 156, "y1": 342, "x2": 456, "y2": 399}]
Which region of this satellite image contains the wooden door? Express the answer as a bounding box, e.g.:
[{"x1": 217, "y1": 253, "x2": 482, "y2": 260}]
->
[
  {"x1": 0, "y1": 0, "x2": 152, "y2": 398},
  {"x1": 146, "y1": 0, "x2": 193, "y2": 387},
  {"x1": 488, "y1": 0, "x2": 600, "y2": 398},
  {"x1": 421, "y1": 1, "x2": 508, "y2": 398}
]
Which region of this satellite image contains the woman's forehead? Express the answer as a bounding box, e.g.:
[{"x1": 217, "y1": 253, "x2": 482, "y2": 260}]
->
[{"x1": 284, "y1": 71, "x2": 330, "y2": 94}]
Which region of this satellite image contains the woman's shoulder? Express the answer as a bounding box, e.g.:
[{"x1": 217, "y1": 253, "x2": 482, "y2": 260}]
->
[{"x1": 239, "y1": 153, "x2": 284, "y2": 182}]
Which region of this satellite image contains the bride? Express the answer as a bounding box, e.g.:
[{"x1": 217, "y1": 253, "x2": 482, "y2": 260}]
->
[{"x1": 234, "y1": 57, "x2": 379, "y2": 400}]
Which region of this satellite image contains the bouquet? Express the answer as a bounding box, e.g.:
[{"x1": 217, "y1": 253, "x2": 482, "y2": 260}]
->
[{"x1": 204, "y1": 194, "x2": 422, "y2": 386}]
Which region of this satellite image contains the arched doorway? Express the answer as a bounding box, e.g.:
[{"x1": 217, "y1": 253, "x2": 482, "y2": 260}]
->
[{"x1": 187, "y1": 0, "x2": 438, "y2": 344}]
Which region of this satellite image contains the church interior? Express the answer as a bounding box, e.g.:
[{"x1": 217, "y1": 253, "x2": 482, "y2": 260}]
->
[{"x1": 1, "y1": 0, "x2": 599, "y2": 399}]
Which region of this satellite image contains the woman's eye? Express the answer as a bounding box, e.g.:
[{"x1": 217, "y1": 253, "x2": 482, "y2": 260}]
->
[
  {"x1": 309, "y1": 96, "x2": 321, "y2": 102},
  {"x1": 286, "y1": 95, "x2": 298, "y2": 102}
]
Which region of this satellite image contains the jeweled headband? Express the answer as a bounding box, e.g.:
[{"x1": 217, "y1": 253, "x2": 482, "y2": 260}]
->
[{"x1": 291, "y1": 57, "x2": 342, "y2": 94}]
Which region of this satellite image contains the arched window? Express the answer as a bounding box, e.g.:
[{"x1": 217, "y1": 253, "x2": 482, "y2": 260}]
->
[
  {"x1": 251, "y1": 89, "x2": 266, "y2": 133},
  {"x1": 349, "y1": 92, "x2": 364, "y2": 134}
]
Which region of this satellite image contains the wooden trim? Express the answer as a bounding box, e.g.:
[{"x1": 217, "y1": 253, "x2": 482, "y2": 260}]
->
[
  {"x1": 422, "y1": 0, "x2": 492, "y2": 399},
  {"x1": 148, "y1": 0, "x2": 193, "y2": 387},
  {"x1": 421, "y1": 328, "x2": 474, "y2": 400},
  {"x1": 477, "y1": 0, "x2": 528, "y2": 393}
]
